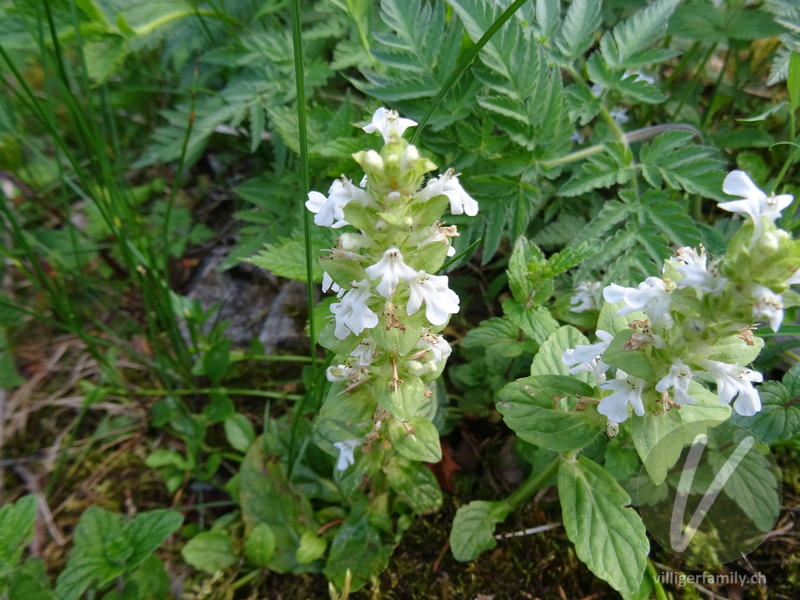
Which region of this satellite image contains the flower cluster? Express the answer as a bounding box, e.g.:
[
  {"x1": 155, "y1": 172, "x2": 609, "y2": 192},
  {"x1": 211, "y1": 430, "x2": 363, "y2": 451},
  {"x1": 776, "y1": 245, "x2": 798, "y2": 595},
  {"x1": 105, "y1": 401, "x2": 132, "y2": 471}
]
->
[
  {"x1": 563, "y1": 171, "x2": 799, "y2": 425},
  {"x1": 308, "y1": 108, "x2": 477, "y2": 470}
]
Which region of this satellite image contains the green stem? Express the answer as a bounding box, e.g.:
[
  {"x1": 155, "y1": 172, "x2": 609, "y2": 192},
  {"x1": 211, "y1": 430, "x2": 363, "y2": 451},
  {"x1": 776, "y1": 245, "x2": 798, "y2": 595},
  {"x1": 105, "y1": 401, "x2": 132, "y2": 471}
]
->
[
  {"x1": 647, "y1": 559, "x2": 669, "y2": 600},
  {"x1": 132, "y1": 9, "x2": 222, "y2": 37},
  {"x1": 110, "y1": 387, "x2": 303, "y2": 401},
  {"x1": 507, "y1": 456, "x2": 561, "y2": 509}
]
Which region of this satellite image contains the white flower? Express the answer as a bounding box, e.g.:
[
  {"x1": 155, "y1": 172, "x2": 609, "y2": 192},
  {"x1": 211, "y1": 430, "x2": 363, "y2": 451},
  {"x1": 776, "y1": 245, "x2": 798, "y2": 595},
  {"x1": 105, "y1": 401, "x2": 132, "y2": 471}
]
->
[
  {"x1": 364, "y1": 247, "x2": 418, "y2": 298},
  {"x1": 603, "y1": 277, "x2": 674, "y2": 327},
  {"x1": 330, "y1": 280, "x2": 379, "y2": 340},
  {"x1": 610, "y1": 107, "x2": 629, "y2": 125},
  {"x1": 406, "y1": 272, "x2": 460, "y2": 326},
  {"x1": 670, "y1": 246, "x2": 727, "y2": 294},
  {"x1": 363, "y1": 107, "x2": 417, "y2": 144},
  {"x1": 333, "y1": 438, "x2": 364, "y2": 471},
  {"x1": 655, "y1": 361, "x2": 696, "y2": 406},
  {"x1": 326, "y1": 364, "x2": 356, "y2": 382},
  {"x1": 417, "y1": 331, "x2": 452, "y2": 364},
  {"x1": 720, "y1": 171, "x2": 793, "y2": 238},
  {"x1": 305, "y1": 177, "x2": 368, "y2": 228},
  {"x1": 569, "y1": 281, "x2": 602, "y2": 313},
  {"x1": 591, "y1": 82, "x2": 605, "y2": 97},
  {"x1": 561, "y1": 330, "x2": 614, "y2": 385},
  {"x1": 417, "y1": 169, "x2": 479, "y2": 216},
  {"x1": 322, "y1": 272, "x2": 342, "y2": 294},
  {"x1": 599, "y1": 375, "x2": 647, "y2": 423},
  {"x1": 570, "y1": 130, "x2": 585, "y2": 145},
  {"x1": 350, "y1": 336, "x2": 378, "y2": 367},
  {"x1": 700, "y1": 359, "x2": 763, "y2": 416},
  {"x1": 750, "y1": 284, "x2": 784, "y2": 332}
]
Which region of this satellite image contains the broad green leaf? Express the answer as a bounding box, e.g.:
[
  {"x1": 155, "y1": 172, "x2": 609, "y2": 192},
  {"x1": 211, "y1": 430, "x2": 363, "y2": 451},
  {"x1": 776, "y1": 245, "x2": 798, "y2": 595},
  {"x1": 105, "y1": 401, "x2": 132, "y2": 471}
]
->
[
  {"x1": 7, "y1": 557, "x2": 57, "y2": 600},
  {"x1": 239, "y1": 443, "x2": 319, "y2": 573},
  {"x1": 124, "y1": 510, "x2": 183, "y2": 569},
  {"x1": 708, "y1": 439, "x2": 780, "y2": 532},
  {"x1": 497, "y1": 375, "x2": 603, "y2": 451},
  {"x1": 529, "y1": 326, "x2": 593, "y2": 385},
  {"x1": 244, "y1": 523, "x2": 276, "y2": 567},
  {"x1": 324, "y1": 500, "x2": 391, "y2": 591},
  {"x1": 181, "y1": 532, "x2": 237, "y2": 574},
  {"x1": 385, "y1": 457, "x2": 443, "y2": 514},
  {"x1": 201, "y1": 340, "x2": 230, "y2": 385},
  {"x1": 388, "y1": 416, "x2": 442, "y2": 463},
  {"x1": 224, "y1": 414, "x2": 256, "y2": 453},
  {"x1": 55, "y1": 508, "x2": 124, "y2": 600},
  {"x1": 598, "y1": 301, "x2": 630, "y2": 336},
  {"x1": 375, "y1": 373, "x2": 425, "y2": 422},
  {"x1": 601, "y1": 330, "x2": 656, "y2": 381},
  {"x1": 707, "y1": 333, "x2": 764, "y2": 365},
  {"x1": 320, "y1": 382, "x2": 377, "y2": 424},
  {"x1": 295, "y1": 530, "x2": 326, "y2": 564},
  {"x1": 730, "y1": 380, "x2": 800, "y2": 444},
  {"x1": 450, "y1": 500, "x2": 512, "y2": 561},
  {"x1": 631, "y1": 408, "x2": 683, "y2": 485},
  {"x1": 559, "y1": 457, "x2": 649, "y2": 594}
]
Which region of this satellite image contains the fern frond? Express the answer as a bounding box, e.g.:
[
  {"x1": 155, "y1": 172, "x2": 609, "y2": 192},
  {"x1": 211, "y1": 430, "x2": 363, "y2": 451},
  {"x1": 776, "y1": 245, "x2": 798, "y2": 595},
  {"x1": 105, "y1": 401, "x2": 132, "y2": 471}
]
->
[{"x1": 600, "y1": 0, "x2": 681, "y2": 69}]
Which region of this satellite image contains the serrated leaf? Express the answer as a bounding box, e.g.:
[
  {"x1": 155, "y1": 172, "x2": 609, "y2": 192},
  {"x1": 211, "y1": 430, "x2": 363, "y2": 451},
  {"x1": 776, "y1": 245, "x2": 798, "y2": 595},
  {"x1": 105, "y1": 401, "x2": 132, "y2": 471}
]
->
[
  {"x1": 497, "y1": 375, "x2": 603, "y2": 451},
  {"x1": 388, "y1": 416, "x2": 442, "y2": 463},
  {"x1": 601, "y1": 0, "x2": 681, "y2": 69},
  {"x1": 247, "y1": 238, "x2": 324, "y2": 282},
  {"x1": 555, "y1": 0, "x2": 601, "y2": 60},
  {"x1": 641, "y1": 192, "x2": 700, "y2": 248},
  {"x1": 0, "y1": 495, "x2": 37, "y2": 579},
  {"x1": 558, "y1": 456, "x2": 649, "y2": 594},
  {"x1": 730, "y1": 380, "x2": 800, "y2": 444},
  {"x1": 450, "y1": 500, "x2": 512, "y2": 561},
  {"x1": 462, "y1": 316, "x2": 538, "y2": 358},
  {"x1": 559, "y1": 146, "x2": 633, "y2": 197}
]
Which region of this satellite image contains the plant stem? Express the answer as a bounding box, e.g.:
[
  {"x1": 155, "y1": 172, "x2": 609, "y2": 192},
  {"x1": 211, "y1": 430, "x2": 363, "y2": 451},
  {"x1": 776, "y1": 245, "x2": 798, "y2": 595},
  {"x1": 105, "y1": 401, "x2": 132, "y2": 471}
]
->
[
  {"x1": 647, "y1": 559, "x2": 669, "y2": 600},
  {"x1": 111, "y1": 387, "x2": 303, "y2": 401},
  {"x1": 507, "y1": 456, "x2": 561, "y2": 509}
]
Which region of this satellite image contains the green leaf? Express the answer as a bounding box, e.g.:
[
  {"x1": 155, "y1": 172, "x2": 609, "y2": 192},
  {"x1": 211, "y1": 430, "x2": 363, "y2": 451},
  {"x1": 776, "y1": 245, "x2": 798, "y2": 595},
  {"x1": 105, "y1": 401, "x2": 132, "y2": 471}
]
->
[
  {"x1": 730, "y1": 380, "x2": 800, "y2": 444},
  {"x1": 0, "y1": 495, "x2": 37, "y2": 581},
  {"x1": 181, "y1": 532, "x2": 238, "y2": 574},
  {"x1": 224, "y1": 414, "x2": 256, "y2": 453},
  {"x1": 631, "y1": 408, "x2": 683, "y2": 485},
  {"x1": 295, "y1": 530, "x2": 326, "y2": 564},
  {"x1": 600, "y1": 0, "x2": 681, "y2": 69},
  {"x1": 239, "y1": 442, "x2": 319, "y2": 573},
  {"x1": 0, "y1": 328, "x2": 24, "y2": 388},
  {"x1": 555, "y1": 0, "x2": 601, "y2": 60},
  {"x1": 201, "y1": 340, "x2": 231, "y2": 385},
  {"x1": 7, "y1": 558, "x2": 57, "y2": 600},
  {"x1": 323, "y1": 500, "x2": 391, "y2": 591},
  {"x1": 84, "y1": 34, "x2": 128, "y2": 84},
  {"x1": 641, "y1": 192, "x2": 700, "y2": 249},
  {"x1": 529, "y1": 326, "x2": 592, "y2": 385},
  {"x1": 449, "y1": 500, "x2": 512, "y2": 561},
  {"x1": 601, "y1": 330, "x2": 656, "y2": 381},
  {"x1": 497, "y1": 375, "x2": 603, "y2": 451},
  {"x1": 55, "y1": 508, "x2": 123, "y2": 600},
  {"x1": 558, "y1": 456, "x2": 649, "y2": 594},
  {"x1": 247, "y1": 238, "x2": 324, "y2": 282},
  {"x1": 375, "y1": 373, "x2": 425, "y2": 422},
  {"x1": 559, "y1": 144, "x2": 633, "y2": 197},
  {"x1": 244, "y1": 523, "x2": 276, "y2": 567},
  {"x1": 124, "y1": 510, "x2": 183, "y2": 569},
  {"x1": 385, "y1": 457, "x2": 443, "y2": 514},
  {"x1": 461, "y1": 316, "x2": 538, "y2": 358},
  {"x1": 388, "y1": 416, "x2": 442, "y2": 463}
]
